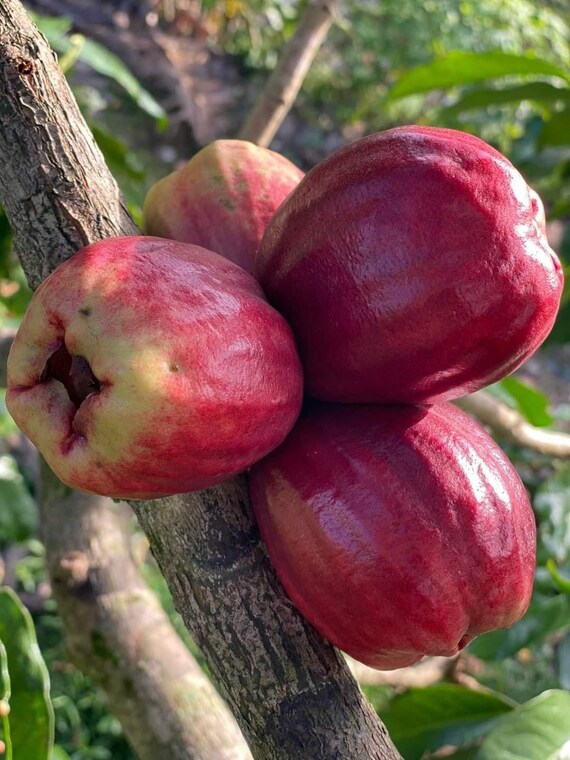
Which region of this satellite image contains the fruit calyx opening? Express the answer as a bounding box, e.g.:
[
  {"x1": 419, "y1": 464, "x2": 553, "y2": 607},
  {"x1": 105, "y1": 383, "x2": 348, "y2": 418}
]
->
[{"x1": 41, "y1": 343, "x2": 100, "y2": 408}]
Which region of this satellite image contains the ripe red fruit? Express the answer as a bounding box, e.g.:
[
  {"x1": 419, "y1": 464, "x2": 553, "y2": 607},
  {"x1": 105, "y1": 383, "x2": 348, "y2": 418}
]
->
[
  {"x1": 7, "y1": 236, "x2": 303, "y2": 499},
  {"x1": 256, "y1": 126, "x2": 563, "y2": 404},
  {"x1": 143, "y1": 139, "x2": 304, "y2": 274},
  {"x1": 250, "y1": 401, "x2": 536, "y2": 670}
]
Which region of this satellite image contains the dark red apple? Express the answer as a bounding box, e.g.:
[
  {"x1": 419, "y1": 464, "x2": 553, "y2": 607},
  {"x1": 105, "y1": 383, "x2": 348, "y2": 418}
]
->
[
  {"x1": 7, "y1": 236, "x2": 303, "y2": 499},
  {"x1": 250, "y1": 401, "x2": 536, "y2": 670},
  {"x1": 256, "y1": 125, "x2": 563, "y2": 403}
]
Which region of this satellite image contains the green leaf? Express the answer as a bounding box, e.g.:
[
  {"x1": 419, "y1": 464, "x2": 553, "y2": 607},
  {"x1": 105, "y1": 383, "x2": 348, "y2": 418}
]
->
[
  {"x1": 389, "y1": 51, "x2": 570, "y2": 100},
  {"x1": 91, "y1": 125, "x2": 145, "y2": 182},
  {"x1": 478, "y1": 690, "x2": 570, "y2": 760},
  {"x1": 31, "y1": 13, "x2": 72, "y2": 50},
  {"x1": 499, "y1": 376, "x2": 554, "y2": 427},
  {"x1": 534, "y1": 465, "x2": 570, "y2": 566},
  {"x1": 32, "y1": 14, "x2": 166, "y2": 125},
  {"x1": 0, "y1": 639, "x2": 12, "y2": 759},
  {"x1": 445, "y1": 82, "x2": 570, "y2": 116},
  {"x1": 0, "y1": 587, "x2": 54, "y2": 759},
  {"x1": 75, "y1": 37, "x2": 167, "y2": 125},
  {"x1": 468, "y1": 593, "x2": 570, "y2": 661},
  {"x1": 52, "y1": 746, "x2": 72, "y2": 760},
  {"x1": 381, "y1": 683, "x2": 514, "y2": 760},
  {"x1": 0, "y1": 455, "x2": 38, "y2": 546}
]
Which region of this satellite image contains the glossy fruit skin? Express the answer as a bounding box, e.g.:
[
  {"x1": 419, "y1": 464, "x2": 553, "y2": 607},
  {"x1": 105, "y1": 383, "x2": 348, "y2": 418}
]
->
[
  {"x1": 256, "y1": 125, "x2": 563, "y2": 404},
  {"x1": 250, "y1": 401, "x2": 536, "y2": 670},
  {"x1": 7, "y1": 236, "x2": 303, "y2": 499},
  {"x1": 143, "y1": 139, "x2": 304, "y2": 274}
]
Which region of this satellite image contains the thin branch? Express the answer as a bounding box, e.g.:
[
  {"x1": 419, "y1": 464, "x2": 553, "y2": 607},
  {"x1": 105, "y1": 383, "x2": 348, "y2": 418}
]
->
[
  {"x1": 0, "y1": 3, "x2": 400, "y2": 758},
  {"x1": 239, "y1": 0, "x2": 340, "y2": 147},
  {"x1": 133, "y1": 480, "x2": 399, "y2": 760},
  {"x1": 455, "y1": 390, "x2": 570, "y2": 458}
]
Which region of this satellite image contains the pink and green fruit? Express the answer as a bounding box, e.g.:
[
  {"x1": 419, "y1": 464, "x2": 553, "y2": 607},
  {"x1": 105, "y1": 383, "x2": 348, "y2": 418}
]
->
[
  {"x1": 6, "y1": 236, "x2": 303, "y2": 499},
  {"x1": 143, "y1": 139, "x2": 304, "y2": 274},
  {"x1": 256, "y1": 125, "x2": 563, "y2": 404},
  {"x1": 250, "y1": 401, "x2": 536, "y2": 670}
]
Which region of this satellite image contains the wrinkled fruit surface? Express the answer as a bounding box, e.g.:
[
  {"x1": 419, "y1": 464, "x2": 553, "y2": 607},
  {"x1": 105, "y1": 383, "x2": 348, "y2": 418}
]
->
[
  {"x1": 256, "y1": 125, "x2": 563, "y2": 404},
  {"x1": 7, "y1": 236, "x2": 303, "y2": 499},
  {"x1": 143, "y1": 139, "x2": 304, "y2": 274},
  {"x1": 250, "y1": 401, "x2": 536, "y2": 670}
]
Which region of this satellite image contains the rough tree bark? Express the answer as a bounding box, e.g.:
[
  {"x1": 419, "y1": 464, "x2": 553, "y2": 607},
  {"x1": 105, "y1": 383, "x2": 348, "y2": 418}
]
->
[
  {"x1": 0, "y1": 2, "x2": 251, "y2": 757},
  {"x1": 0, "y1": 1, "x2": 401, "y2": 758}
]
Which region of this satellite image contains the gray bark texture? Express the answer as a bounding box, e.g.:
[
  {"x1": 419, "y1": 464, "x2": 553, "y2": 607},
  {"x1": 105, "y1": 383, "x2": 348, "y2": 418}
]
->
[
  {"x1": 0, "y1": 1, "x2": 401, "y2": 758},
  {"x1": 0, "y1": 2, "x2": 252, "y2": 757}
]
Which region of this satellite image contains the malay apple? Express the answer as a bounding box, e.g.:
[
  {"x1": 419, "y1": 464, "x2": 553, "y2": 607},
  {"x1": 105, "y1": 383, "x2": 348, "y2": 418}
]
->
[
  {"x1": 256, "y1": 125, "x2": 563, "y2": 403},
  {"x1": 6, "y1": 236, "x2": 303, "y2": 499},
  {"x1": 143, "y1": 139, "x2": 304, "y2": 274},
  {"x1": 250, "y1": 401, "x2": 536, "y2": 670}
]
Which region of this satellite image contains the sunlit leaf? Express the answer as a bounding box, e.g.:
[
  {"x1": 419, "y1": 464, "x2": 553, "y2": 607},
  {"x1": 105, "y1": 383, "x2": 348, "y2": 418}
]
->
[
  {"x1": 478, "y1": 690, "x2": 570, "y2": 759},
  {"x1": 498, "y1": 376, "x2": 554, "y2": 427},
  {"x1": 445, "y1": 82, "x2": 570, "y2": 116},
  {"x1": 77, "y1": 38, "x2": 167, "y2": 125},
  {"x1": 32, "y1": 14, "x2": 167, "y2": 126},
  {"x1": 546, "y1": 559, "x2": 570, "y2": 595},
  {"x1": 389, "y1": 51, "x2": 570, "y2": 100}
]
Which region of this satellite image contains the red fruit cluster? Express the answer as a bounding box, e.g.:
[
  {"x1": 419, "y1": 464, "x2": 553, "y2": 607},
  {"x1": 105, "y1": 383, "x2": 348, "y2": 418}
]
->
[
  {"x1": 248, "y1": 126, "x2": 562, "y2": 669},
  {"x1": 6, "y1": 129, "x2": 564, "y2": 669}
]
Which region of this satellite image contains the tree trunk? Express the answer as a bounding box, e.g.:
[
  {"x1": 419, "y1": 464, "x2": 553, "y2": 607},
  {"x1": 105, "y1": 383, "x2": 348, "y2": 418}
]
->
[{"x1": 0, "y1": 2, "x2": 401, "y2": 757}]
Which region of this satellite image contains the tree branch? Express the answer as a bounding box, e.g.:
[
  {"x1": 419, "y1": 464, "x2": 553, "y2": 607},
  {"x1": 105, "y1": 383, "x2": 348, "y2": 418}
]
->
[
  {"x1": 0, "y1": 2, "x2": 400, "y2": 758},
  {"x1": 239, "y1": 0, "x2": 339, "y2": 147},
  {"x1": 0, "y1": 3, "x2": 249, "y2": 757},
  {"x1": 41, "y1": 465, "x2": 251, "y2": 760},
  {"x1": 455, "y1": 391, "x2": 570, "y2": 458},
  {"x1": 133, "y1": 480, "x2": 398, "y2": 759}
]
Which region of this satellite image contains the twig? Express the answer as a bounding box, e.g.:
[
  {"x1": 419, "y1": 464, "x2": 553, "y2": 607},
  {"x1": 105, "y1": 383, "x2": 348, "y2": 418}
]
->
[
  {"x1": 455, "y1": 390, "x2": 570, "y2": 458},
  {"x1": 239, "y1": 0, "x2": 340, "y2": 147}
]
